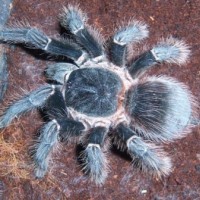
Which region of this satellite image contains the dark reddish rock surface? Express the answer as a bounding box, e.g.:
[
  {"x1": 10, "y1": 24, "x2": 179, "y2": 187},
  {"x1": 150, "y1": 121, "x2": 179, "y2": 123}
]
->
[{"x1": 0, "y1": 0, "x2": 200, "y2": 199}]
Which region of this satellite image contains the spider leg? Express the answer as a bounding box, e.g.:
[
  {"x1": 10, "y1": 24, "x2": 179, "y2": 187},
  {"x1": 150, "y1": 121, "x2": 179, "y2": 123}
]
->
[
  {"x1": 44, "y1": 86, "x2": 67, "y2": 118},
  {"x1": 44, "y1": 87, "x2": 85, "y2": 139},
  {"x1": 0, "y1": 28, "x2": 86, "y2": 64},
  {"x1": 0, "y1": 52, "x2": 8, "y2": 101},
  {"x1": 45, "y1": 62, "x2": 78, "y2": 84},
  {"x1": 129, "y1": 37, "x2": 190, "y2": 78},
  {"x1": 34, "y1": 118, "x2": 84, "y2": 178},
  {"x1": 34, "y1": 120, "x2": 59, "y2": 178},
  {"x1": 0, "y1": 84, "x2": 54, "y2": 128},
  {"x1": 81, "y1": 126, "x2": 109, "y2": 185},
  {"x1": 116, "y1": 123, "x2": 172, "y2": 177},
  {"x1": 60, "y1": 5, "x2": 104, "y2": 61},
  {"x1": 33, "y1": 87, "x2": 84, "y2": 178},
  {"x1": 110, "y1": 20, "x2": 148, "y2": 66}
]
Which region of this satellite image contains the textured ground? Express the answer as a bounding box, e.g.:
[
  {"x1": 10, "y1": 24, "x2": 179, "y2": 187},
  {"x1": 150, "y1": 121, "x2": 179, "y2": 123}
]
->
[{"x1": 0, "y1": 0, "x2": 200, "y2": 199}]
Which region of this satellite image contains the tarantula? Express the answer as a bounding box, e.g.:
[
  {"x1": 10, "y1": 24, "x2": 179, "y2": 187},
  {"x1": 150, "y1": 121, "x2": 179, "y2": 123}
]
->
[{"x1": 0, "y1": 5, "x2": 196, "y2": 184}]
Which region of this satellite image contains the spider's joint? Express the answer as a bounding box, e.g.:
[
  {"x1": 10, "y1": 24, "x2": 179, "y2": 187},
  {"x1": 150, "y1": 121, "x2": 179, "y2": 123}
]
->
[
  {"x1": 44, "y1": 38, "x2": 52, "y2": 50},
  {"x1": 126, "y1": 135, "x2": 139, "y2": 146},
  {"x1": 150, "y1": 49, "x2": 159, "y2": 61},
  {"x1": 73, "y1": 25, "x2": 84, "y2": 34},
  {"x1": 50, "y1": 85, "x2": 56, "y2": 94},
  {"x1": 75, "y1": 52, "x2": 88, "y2": 65},
  {"x1": 115, "y1": 117, "x2": 129, "y2": 128},
  {"x1": 93, "y1": 121, "x2": 109, "y2": 129},
  {"x1": 92, "y1": 55, "x2": 105, "y2": 63},
  {"x1": 87, "y1": 143, "x2": 101, "y2": 149},
  {"x1": 52, "y1": 119, "x2": 60, "y2": 131},
  {"x1": 113, "y1": 38, "x2": 126, "y2": 46}
]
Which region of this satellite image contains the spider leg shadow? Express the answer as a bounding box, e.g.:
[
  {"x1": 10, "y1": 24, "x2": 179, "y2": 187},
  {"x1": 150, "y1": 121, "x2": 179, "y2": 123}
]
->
[
  {"x1": 20, "y1": 45, "x2": 74, "y2": 63},
  {"x1": 75, "y1": 143, "x2": 85, "y2": 167},
  {"x1": 110, "y1": 144, "x2": 132, "y2": 162}
]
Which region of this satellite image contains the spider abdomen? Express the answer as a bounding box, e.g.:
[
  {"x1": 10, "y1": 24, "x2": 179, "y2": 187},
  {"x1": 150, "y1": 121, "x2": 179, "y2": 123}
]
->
[{"x1": 65, "y1": 67, "x2": 122, "y2": 117}]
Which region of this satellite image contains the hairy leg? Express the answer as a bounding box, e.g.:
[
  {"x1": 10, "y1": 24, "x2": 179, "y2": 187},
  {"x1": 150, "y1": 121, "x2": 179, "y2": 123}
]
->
[
  {"x1": 60, "y1": 5, "x2": 104, "y2": 61},
  {"x1": 45, "y1": 62, "x2": 78, "y2": 84},
  {"x1": 110, "y1": 20, "x2": 148, "y2": 66},
  {"x1": 129, "y1": 37, "x2": 190, "y2": 78},
  {"x1": 0, "y1": 84, "x2": 54, "y2": 128},
  {"x1": 0, "y1": 27, "x2": 85, "y2": 63},
  {"x1": 34, "y1": 87, "x2": 85, "y2": 177},
  {"x1": 116, "y1": 123, "x2": 172, "y2": 177},
  {"x1": 34, "y1": 118, "x2": 84, "y2": 178},
  {"x1": 80, "y1": 126, "x2": 109, "y2": 185}
]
